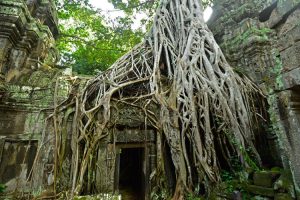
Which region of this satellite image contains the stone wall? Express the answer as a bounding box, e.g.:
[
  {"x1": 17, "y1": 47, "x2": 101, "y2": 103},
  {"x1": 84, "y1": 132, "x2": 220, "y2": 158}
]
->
[
  {"x1": 1, "y1": 0, "x2": 299, "y2": 198},
  {"x1": 0, "y1": 1, "x2": 159, "y2": 193},
  {"x1": 54, "y1": 100, "x2": 158, "y2": 199},
  {"x1": 208, "y1": 0, "x2": 300, "y2": 195},
  {"x1": 0, "y1": 0, "x2": 58, "y2": 83},
  {"x1": 0, "y1": 0, "x2": 61, "y2": 194},
  {"x1": 0, "y1": 70, "x2": 74, "y2": 193}
]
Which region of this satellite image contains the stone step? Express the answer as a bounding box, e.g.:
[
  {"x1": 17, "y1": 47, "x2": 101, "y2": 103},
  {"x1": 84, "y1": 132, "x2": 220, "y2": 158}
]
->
[
  {"x1": 245, "y1": 185, "x2": 275, "y2": 197},
  {"x1": 274, "y1": 193, "x2": 293, "y2": 200},
  {"x1": 253, "y1": 171, "x2": 281, "y2": 188}
]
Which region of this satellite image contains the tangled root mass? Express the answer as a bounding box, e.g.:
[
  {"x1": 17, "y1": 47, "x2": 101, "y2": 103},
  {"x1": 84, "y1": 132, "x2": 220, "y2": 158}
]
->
[{"x1": 45, "y1": 0, "x2": 266, "y2": 199}]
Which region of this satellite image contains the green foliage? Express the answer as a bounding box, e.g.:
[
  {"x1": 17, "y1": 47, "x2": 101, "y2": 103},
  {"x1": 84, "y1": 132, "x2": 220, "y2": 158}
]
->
[
  {"x1": 32, "y1": 186, "x2": 43, "y2": 198},
  {"x1": 151, "y1": 188, "x2": 169, "y2": 200},
  {"x1": 272, "y1": 51, "x2": 284, "y2": 90},
  {"x1": 55, "y1": 0, "x2": 144, "y2": 74},
  {"x1": 109, "y1": 0, "x2": 212, "y2": 15},
  {"x1": 224, "y1": 126, "x2": 260, "y2": 171},
  {"x1": 221, "y1": 170, "x2": 234, "y2": 182},
  {"x1": 151, "y1": 176, "x2": 170, "y2": 200},
  {"x1": 223, "y1": 27, "x2": 273, "y2": 53},
  {"x1": 186, "y1": 193, "x2": 203, "y2": 200},
  {"x1": 0, "y1": 184, "x2": 6, "y2": 193},
  {"x1": 110, "y1": 0, "x2": 158, "y2": 15},
  {"x1": 220, "y1": 171, "x2": 245, "y2": 197},
  {"x1": 55, "y1": 0, "x2": 213, "y2": 75}
]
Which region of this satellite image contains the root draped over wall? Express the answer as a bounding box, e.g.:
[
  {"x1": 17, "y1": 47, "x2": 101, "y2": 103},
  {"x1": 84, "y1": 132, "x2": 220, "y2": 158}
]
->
[{"x1": 39, "y1": 0, "x2": 266, "y2": 199}]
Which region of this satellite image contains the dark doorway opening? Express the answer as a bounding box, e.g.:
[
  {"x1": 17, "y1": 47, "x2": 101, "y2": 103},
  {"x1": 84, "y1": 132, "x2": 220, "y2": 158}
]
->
[{"x1": 119, "y1": 148, "x2": 145, "y2": 200}]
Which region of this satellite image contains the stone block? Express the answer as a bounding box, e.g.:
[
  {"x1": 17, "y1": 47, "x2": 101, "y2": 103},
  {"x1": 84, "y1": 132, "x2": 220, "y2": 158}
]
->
[
  {"x1": 277, "y1": 0, "x2": 300, "y2": 17},
  {"x1": 0, "y1": 109, "x2": 27, "y2": 135},
  {"x1": 0, "y1": 139, "x2": 38, "y2": 191},
  {"x1": 274, "y1": 171, "x2": 296, "y2": 197},
  {"x1": 115, "y1": 129, "x2": 156, "y2": 143},
  {"x1": 0, "y1": 0, "x2": 59, "y2": 194},
  {"x1": 282, "y1": 67, "x2": 300, "y2": 89},
  {"x1": 280, "y1": 9, "x2": 300, "y2": 35},
  {"x1": 278, "y1": 24, "x2": 300, "y2": 51},
  {"x1": 274, "y1": 193, "x2": 293, "y2": 200},
  {"x1": 245, "y1": 184, "x2": 275, "y2": 197},
  {"x1": 0, "y1": 0, "x2": 58, "y2": 82},
  {"x1": 281, "y1": 42, "x2": 300, "y2": 72},
  {"x1": 253, "y1": 171, "x2": 281, "y2": 188}
]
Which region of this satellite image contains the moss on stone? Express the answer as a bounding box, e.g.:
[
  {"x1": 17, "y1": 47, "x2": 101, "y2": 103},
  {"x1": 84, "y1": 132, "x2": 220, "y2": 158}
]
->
[
  {"x1": 73, "y1": 194, "x2": 121, "y2": 200},
  {"x1": 223, "y1": 27, "x2": 274, "y2": 53}
]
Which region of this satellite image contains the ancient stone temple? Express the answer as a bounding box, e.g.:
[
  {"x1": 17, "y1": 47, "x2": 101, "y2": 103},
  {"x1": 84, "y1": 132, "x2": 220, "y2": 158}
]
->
[
  {"x1": 0, "y1": 1, "x2": 158, "y2": 198},
  {"x1": 208, "y1": 0, "x2": 300, "y2": 197},
  {"x1": 0, "y1": 0, "x2": 61, "y2": 193},
  {"x1": 61, "y1": 101, "x2": 158, "y2": 199},
  {"x1": 97, "y1": 105, "x2": 157, "y2": 200},
  {"x1": 0, "y1": 0, "x2": 300, "y2": 199}
]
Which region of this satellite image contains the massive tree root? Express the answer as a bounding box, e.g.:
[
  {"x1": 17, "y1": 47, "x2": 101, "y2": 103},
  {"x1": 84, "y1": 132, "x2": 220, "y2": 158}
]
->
[{"x1": 46, "y1": 0, "x2": 266, "y2": 199}]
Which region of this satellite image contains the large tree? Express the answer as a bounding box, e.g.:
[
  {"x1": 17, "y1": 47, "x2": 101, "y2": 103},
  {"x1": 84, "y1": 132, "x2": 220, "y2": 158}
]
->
[
  {"x1": 55, "y1": 0, "x2": 212, "y2": 75},
  {"x1": 49, "y1": 0, "x2": 264, "y2": 199}
]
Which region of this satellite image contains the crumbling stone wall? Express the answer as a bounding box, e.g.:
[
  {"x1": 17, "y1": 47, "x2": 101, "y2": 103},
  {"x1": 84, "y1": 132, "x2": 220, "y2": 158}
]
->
[
  {"x1": 208, "y1": 0, "x2": 300, "y2": 195},
  {"x1": 1, "y1": 0, "x2": 299, "y2": 198},
  {"x1": 53, "y1": 100, "x2": 158, "y2": 199},
  {"x1": 0, "y1": 0, "x2": 58, "y2": 83},
  {"x1": 0, "y1": 0, "x2": 61, "y2": 194}
]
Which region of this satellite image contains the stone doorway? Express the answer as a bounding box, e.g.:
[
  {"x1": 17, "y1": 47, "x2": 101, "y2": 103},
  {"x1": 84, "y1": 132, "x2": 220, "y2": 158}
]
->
[
  {"x1": 119, "y1": 148, "x2": 145, "y2": 200},
  {"x1": 115, "y1": 144, "x2": 151, "y2": 200}
]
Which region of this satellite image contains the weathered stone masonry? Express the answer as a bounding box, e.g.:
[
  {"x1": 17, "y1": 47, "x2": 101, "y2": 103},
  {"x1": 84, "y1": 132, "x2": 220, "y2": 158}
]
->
[
  {"x1": 0, "y1": 1, "x2": 158, "y2": 198},
  {"x1": 0, "y1": 0, "x2": 300, "y2": 199},
  {"x1": 0, "y1": 0, "x2": 60, "y2": 193},
  {"x1": 208, "y1": 0, "x2": 300, "y2": 195}
]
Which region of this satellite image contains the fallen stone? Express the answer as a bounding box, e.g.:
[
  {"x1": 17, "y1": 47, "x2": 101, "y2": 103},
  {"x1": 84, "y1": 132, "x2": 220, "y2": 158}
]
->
[
  {"x1": 274, "y1": 193, "x2": 293, "y2": 200},
  {"x1": 282, "y1": 67, "x2": 300, "y2": 90},
  {"x1": 274, "y1": 171, "x2": 296, "y2": 198},
  {"x1": 232, "y1": 190, "x2": 242, "y2": 200},
  {"x1": 245, "y1": 184, "x2": 275, "y2": 197},
  {"x1": 253, "y1": 171, "x2": 281, "y2": 188}
]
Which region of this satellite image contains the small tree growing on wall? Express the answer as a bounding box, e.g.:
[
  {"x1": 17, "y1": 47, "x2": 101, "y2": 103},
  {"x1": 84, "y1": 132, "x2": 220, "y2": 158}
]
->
[{"x1": 46, "y1": 0, "x2": 266, "y2": 199}]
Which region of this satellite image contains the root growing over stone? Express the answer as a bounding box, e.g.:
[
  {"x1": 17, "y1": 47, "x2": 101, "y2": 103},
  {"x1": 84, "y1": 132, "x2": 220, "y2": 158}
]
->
[{"x1": 40, "y1": 0, "x2": 266, "y2": 199}]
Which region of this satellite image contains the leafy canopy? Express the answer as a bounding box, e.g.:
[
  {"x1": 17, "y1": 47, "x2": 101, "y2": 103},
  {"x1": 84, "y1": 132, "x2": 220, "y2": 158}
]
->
[{"x1": 55, "y1": 0, "x2": 212, "y2": 75}]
